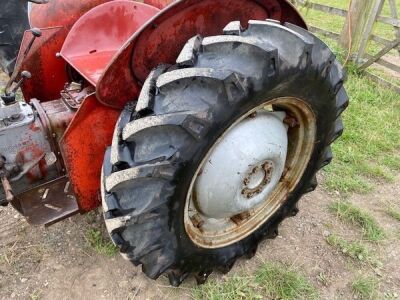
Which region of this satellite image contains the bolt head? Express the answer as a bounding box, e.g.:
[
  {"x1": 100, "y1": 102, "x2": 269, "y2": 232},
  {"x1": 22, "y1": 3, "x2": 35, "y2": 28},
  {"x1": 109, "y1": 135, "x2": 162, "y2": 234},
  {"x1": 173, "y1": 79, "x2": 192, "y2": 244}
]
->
[
  {"x1": 21, "y1": 71, "x2": 32, "y2": 79},
  {"x1": 31, "y1": 28, "x2": 42, "y2": 38}
]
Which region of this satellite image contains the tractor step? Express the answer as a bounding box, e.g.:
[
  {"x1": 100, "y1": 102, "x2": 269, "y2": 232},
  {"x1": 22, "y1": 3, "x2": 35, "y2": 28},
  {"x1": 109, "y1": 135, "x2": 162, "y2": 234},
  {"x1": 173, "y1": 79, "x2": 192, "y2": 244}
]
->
[{"x1": 12, "y1": 177, "x2": 79, "y2": 226}]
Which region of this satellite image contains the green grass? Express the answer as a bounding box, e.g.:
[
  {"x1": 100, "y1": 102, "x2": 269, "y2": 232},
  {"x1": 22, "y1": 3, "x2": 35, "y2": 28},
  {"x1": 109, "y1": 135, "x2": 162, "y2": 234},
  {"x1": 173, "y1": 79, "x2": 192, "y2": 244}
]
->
[
  {"x1": 193, "y1": 276, "x2": 262, "y2": 300},
  {"x1": 86, "y1": 229, "x2": 118, "y2": 257},
  {"x1": 297, "y1": 0, "x2": 400, "y2": 56},
  {"x1": 351, "y1": 275, "x2": 379, "y2": 299},
  {"x1": 323, "y1": 63, "x2": 400, "y2": 194},
  {"x1": 255, "y1": 262, "x2": 318, "y2": 300},
  {"x1": 326, "y1": 234, "x2": 370, "y2": 262},
  {"x1": 193, "y1": 262, "x2": 317, "y2": 300},
  {"x1": 308, "y1": 32, "x2": 400, "y2": 195},
  {"x1": 330, "y1": 201, "x2": 386, "y2": 241},
  {"x1": 387, "y1": 207, "x2": 400, "y2": 222}
]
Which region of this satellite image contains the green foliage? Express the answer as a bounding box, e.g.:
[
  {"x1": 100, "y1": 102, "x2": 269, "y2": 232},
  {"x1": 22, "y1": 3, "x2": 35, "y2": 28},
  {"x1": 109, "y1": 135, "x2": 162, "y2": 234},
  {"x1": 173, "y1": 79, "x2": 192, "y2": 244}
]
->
[
  {"x1": 330, "y1": 201, "x2": 386, "y2": 241},
  {"x1": 192, "y1": 276, "x2": 262, "y2": 300},
  {"x1": 193, "y1": 263, "x2": 317, "y2": 300},
  {"x1": 86, "y1": 229, "x2": 118, "y2": 257},
  {"x1": 352, "y1": 275, "x2": 379, "y2": 299},
  {"x1": 387, "y1": 207, "x2": 400, "y2": 222},
  {"x1": 294, "y1": 1, "x2": 400, "y2": 195},
  {"x1": 255, "y1": 262, "x2": 318, "y2": 300},
  {"x1": 324, "y1": 71, "x2": 400, "y2": 194},
  {"x1": 326, "y1": 234, "x2": 370, "y2": 261}
]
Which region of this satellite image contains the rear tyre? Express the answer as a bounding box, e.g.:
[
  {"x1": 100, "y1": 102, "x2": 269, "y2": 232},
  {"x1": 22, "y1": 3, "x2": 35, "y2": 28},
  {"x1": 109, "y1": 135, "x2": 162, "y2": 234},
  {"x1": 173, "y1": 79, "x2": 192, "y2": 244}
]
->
[{"x1": 101, "y1": 20, "x2": 348, "y2": 286}]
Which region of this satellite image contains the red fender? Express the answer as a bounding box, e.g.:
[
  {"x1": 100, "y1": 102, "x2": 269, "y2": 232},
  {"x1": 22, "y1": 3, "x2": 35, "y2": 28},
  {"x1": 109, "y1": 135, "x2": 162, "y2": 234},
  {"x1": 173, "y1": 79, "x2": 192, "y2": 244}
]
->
[
  {"x1": 60, "y1": 95, "x2": 120, "y2": 212},
  {"x1": 96, "y1": 0, "x2": 307, "y2": 108}
]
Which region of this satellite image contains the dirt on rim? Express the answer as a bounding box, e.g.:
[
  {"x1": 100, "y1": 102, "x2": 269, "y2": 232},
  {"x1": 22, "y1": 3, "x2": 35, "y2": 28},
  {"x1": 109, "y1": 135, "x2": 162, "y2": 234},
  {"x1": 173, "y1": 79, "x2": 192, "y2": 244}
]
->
[{"x1": 1, "y1": 174, "x2": 399, "y2": 300}]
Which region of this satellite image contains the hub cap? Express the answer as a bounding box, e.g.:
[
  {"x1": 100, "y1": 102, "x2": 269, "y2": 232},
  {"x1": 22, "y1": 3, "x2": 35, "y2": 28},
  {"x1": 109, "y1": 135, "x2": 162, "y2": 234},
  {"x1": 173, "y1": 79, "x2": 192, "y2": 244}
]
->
[
  {"x1": 194, "y1": 112, "x2": 288, "y2": 219},
  {"x1": 184, "y1": 97, "x2": 316, "y2": 249}
]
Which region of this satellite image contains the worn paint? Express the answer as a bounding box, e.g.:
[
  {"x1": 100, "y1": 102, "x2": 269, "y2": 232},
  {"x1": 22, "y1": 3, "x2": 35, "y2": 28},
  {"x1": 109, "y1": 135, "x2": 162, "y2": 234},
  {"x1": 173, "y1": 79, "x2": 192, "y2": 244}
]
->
[
  {"x1": 60, "y1": 1, "x2": 159, "y2": 86},
  {"x1": 7, "y1": 0, "x2": 307, "y2": 216},
  {"x1": 60, "y1": 95, "x2": 120, "y2": 212},
  {"x1": 19, "y1": 0, "x2": 116, "y2": 103},
  {"x1": 96, "y1": 0, "x2": 307, "y2": 108},
  {"x1": 17, "y1": 27, "x2": 69, "y2": 103}
]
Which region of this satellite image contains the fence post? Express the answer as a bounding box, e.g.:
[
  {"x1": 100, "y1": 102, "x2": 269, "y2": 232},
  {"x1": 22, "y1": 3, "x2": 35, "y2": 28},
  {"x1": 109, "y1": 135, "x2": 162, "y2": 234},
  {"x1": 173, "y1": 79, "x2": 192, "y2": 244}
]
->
[
  {"x1": 356, "y1": 0, "x2": 385, "y2": 62},
  {"x1": 339, "y1": 0, "x2": 384, "y2": 62}
]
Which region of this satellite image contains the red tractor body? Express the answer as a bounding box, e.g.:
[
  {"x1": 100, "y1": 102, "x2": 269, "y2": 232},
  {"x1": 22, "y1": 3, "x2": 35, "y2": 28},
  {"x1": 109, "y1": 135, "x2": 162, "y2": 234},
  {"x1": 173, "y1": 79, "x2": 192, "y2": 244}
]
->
[{"x1": 3, "y1": 0, "x2": 306, "y2": 225}]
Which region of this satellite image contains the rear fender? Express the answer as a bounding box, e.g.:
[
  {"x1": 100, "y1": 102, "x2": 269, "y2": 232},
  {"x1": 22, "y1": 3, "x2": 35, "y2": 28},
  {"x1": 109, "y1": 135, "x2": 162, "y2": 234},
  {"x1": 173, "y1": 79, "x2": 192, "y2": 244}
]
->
[{"x1": 96, "y1": 0, "x2": 307, "y2": 108}]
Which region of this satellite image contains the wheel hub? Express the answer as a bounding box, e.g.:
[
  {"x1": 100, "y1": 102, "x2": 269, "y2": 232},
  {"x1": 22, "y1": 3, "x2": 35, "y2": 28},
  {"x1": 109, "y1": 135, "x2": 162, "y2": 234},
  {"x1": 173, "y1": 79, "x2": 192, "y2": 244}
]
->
[
  {"x1": 242, "y1": 161, "x2": 274, "y2": 199},
  {"x1": 184, "y1": 97, "x2": 316, "y2": 249},
  {"x1": 193, "y1": 111, "x2": 288, "y2": 219}
]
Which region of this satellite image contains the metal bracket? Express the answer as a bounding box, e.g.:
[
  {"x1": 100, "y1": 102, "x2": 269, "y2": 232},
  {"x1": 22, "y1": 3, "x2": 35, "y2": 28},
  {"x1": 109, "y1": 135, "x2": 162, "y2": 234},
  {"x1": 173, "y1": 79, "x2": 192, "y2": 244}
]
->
[{"x1": 11, "y1": 176, "x2": 79, "y2": 226}]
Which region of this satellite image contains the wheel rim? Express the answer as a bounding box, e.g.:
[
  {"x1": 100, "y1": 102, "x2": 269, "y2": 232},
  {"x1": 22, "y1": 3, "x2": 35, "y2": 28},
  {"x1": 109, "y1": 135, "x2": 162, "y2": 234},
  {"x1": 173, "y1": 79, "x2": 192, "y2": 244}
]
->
[{"x1": 184, "y1": 97, "x2": 316, "y2": 249}]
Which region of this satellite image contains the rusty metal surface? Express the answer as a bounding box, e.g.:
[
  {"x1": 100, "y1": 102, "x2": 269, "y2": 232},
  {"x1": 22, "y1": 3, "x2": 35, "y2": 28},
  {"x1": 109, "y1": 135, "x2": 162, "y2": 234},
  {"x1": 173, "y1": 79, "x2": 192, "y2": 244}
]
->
[
  {"x1": 12, "y1": 176, "x2": 79, "y2": 226},
  {"x1": 242, "y1": 161, "x2": 274, "y2": 199},
  {"x1": 60, "y1": 1, "x2": 159, "y2": 86},
  {"x1": 0, "y1": 101, "x2": 61, "y2": 204},
  {"x1": 96, "y1": 0, "x2": 307, "y2": 109},
  {"x1": 60, "y1": 95, "x2": 120, "y2": 212},
  {"x1": 60, "y1": 83, "x2": 95, "y2": 110},
  {"x1": 184, "y1": 97, "x2": 316, "y2": 249},
  {"x1": 31, "y1": 99, "x2": 75, "y2": 175}
]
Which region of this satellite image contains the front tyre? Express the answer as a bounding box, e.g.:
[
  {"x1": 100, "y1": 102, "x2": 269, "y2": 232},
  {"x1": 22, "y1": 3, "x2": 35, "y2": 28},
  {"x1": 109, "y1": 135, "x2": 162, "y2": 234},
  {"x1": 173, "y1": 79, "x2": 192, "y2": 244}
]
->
[{"x1": 101, "y1": 20, "x2": 348, "y2": 286}]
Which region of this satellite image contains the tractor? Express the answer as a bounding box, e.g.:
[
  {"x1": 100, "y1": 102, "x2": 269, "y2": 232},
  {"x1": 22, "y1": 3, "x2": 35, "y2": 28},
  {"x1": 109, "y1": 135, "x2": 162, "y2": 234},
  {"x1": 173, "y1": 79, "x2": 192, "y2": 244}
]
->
[{"x1": 0, "y1": 0, "x2": 348, "y2": 286}]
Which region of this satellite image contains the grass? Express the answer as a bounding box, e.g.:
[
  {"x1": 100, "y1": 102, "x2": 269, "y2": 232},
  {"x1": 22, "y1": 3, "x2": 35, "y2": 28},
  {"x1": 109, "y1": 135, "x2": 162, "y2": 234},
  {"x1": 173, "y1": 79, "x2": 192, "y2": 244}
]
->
[
  {"x1": 193, "y1": 262, "x2": 317, "y2": 300},
  {"x1": 255, "y1": 262, "x2": 318, "y2": 300},
  {"x1": 295, "y1": 1, "x2": 400, "y2": 195},
  {"x1": 387, "y1": 207, "x2": 400, "y2": 222},
  {"x1": 323, "y1": 64, "x2": 400, "y2": 194},
  {"x1": 351, "y1": 275, "x2": 379, "y2": 299},
  {"x1": 308, "y1": 34, "x2": 400, "y2": 195},
  {"x1": 85, "y1": 229, "x2": 118, "y2": 257},
  {"x1": 326, "y1": 234, "x2": 370, "y2": 262},
  {"x1": 330, "y1": 201, "x2": 386, "y2": 241},
  {"x1": 297, "y1": 0, "x2": 400, "y2": 56},
  {"x1": 192, "y1": 276, "x2": 262, "y2": 300}
]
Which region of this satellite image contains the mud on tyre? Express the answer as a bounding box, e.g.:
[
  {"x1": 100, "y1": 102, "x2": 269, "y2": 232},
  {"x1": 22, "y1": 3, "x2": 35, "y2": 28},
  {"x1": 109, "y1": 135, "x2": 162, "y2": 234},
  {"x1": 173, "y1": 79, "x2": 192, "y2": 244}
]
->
[{"x1": 101, "y1": 19, "x2": 348, "y2": 286}]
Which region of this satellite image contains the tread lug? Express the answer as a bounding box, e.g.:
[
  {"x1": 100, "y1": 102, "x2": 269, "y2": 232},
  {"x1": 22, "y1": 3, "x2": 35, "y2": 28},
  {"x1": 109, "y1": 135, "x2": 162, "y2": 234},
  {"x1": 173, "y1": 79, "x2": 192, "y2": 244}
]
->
[
  {"x1": 136, "y1": 65, "x2": 169, "y2": 113},
  {"x1": 246, "y1": 20, "x2": 313, "y2": 69},
  {"x1": 105, "y1": 161, "x2": 176, "y2": 192},
  {"x1": 223, "y1": 21, "x2": 243, "y2": 35},
  {"x1": 305, "y1": 175, "x2": 318, "y2": 193},
  {"x1": 336, "y1": 86, "x2": 349, "y2": 117},
  {"x1": 176, "y1": 35, "x2": 202, "y2": 67},
  {"x1": 320, "y1": 147, "x2": 333, "y2": 169},
  {"x1": 331, "y1": 118, "x2": 344, "y2": 143}
]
